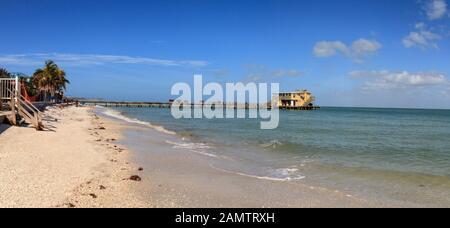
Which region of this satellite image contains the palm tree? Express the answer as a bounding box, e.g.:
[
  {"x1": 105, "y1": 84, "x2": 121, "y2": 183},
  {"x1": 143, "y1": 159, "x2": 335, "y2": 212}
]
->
[
  {"x1": 32, "y1": 60, "x2": 70, "y2": 101},
  {"x1": 0, "y1": 68, "x2": 12, "y2": 78}
]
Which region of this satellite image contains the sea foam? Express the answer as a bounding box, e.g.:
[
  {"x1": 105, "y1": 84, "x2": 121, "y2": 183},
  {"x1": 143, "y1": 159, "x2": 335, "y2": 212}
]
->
[
  {"x1": 260, "y1": 140, "x2": 283, "y2": 148},
  {"x1": 101, "y1": 108, "x2": 177, "y2": 135},
  {"x1": 211, "y1": 165, "x2": 306, "y2": 182},
  {"x1": 165, "y1": 140, "x2": 219, "y2": 158}
]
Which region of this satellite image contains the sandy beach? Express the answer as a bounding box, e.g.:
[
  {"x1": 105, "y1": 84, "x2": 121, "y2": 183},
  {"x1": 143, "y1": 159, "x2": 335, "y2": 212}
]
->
[
  {"x1": 0, "y1": 105, "x2": 148, "y2": 208},
  {"x1": 1, "y1": 105, "x2": 435, "y2": 208},
  {"x1": 0, "y1": 105, "x2": 369, "y2": 208}
]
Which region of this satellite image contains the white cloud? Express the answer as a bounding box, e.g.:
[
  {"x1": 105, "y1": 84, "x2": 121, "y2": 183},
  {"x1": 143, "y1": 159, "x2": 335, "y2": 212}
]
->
[
  {"x1": 351, "y1": 39, "x2": 382, "y2": 55},
  {"x1": 415, "y1": 22, "x2": 427, "y2": 30},
  {"x1": 313, "y1": 39, "x2": 381, "y2": 62},
  {"x1": 424, "y1": 0, "x2": 448, "y2": 20},
  {"x1": 349, "y1": 70, "x2": 450, "y2": 108},
  {"x1": 402, "y1": 23, "x2": 441, "y2": 49},
  {"x1": 350, "y1": 70, "x2": 449, "y2": 90},
  {"x1": 0, "y1": 53, "x2": 208, "y2": 67},
  {"x1": 313, "y1": 41, "x2": 348, "y2": 57}
]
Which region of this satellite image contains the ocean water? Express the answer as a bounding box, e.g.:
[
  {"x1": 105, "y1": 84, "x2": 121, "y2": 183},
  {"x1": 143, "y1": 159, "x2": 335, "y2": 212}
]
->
[{"x1": 100, "y1": 106, "x2": 450, "y2": 206}]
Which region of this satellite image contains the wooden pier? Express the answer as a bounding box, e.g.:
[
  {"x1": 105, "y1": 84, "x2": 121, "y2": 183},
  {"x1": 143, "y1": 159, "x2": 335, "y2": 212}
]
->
[
  {"x1": 79, "y1": 100, "x2": 320, "y2": 110},
  {"x1": 80, "y1": 100, "x2": 172, "y2": 108}
]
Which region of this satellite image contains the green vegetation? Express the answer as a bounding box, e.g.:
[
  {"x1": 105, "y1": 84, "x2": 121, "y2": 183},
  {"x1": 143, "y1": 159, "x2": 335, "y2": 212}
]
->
[
  {"x1": 0, "y1": 68, "x2": 12, "y2": 78},
  {"x1": 1, "y1": 60, "x2": 69, "y2": 101}
]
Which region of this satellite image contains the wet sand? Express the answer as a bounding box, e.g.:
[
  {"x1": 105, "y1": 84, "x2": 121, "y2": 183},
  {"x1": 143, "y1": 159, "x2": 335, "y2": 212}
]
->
[{"x1": 99, "y1": 109, "x2": 391, "y2": 208}]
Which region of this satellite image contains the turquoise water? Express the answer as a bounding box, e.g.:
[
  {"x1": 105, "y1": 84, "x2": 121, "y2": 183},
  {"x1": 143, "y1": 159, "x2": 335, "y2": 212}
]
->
[{"x1": 103, "y1": 107, "x2": 450, "y2": 206}]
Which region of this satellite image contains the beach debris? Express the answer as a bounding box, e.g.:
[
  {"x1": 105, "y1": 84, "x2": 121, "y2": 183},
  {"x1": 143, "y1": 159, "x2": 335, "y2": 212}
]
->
[
  {"x1": 65, "y1": 203, "x2": 76, "y2": 208},
  {"x1": 138, "y1": 167, "x2": 144, "y2": 171},
  {"x1": 110, "y1": 159, "x2": 117, "y2": 163},
  {"x1": 99, "y1": 185, "x2": 106, "y2": 190},
  {"x1": 126, "y1": 175, "x2": 142, "y2": 182},
  {"x1": 98, "y1": 126, "x2": 106, "y2": 130},
  {"x1": 89, "y1": 193, "x2": 97, "y2": 199}
]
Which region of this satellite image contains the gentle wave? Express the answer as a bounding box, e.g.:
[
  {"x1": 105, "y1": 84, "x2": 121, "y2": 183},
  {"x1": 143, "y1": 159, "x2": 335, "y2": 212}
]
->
[
  {"x1": 165, "y1": 140, "x2": 219, "y2": 158},
  {"x1": 260, "y1": 140, "x2": 283, "y2": 149},
  {"x1": 211, "y1": 166, "x2": 306, "y2": 182},
  {"x1": 276, "y1": 168, "x2": 300, "y2": 176},
  {"x1": 101, "y1": 108, "x2": 177, "y2": 135}
]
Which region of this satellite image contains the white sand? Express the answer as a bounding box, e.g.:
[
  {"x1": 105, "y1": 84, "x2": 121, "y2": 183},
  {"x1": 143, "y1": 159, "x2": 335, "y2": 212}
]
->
[{"x1": 0, "y1": 105, "x2": 148, "y2": 208}]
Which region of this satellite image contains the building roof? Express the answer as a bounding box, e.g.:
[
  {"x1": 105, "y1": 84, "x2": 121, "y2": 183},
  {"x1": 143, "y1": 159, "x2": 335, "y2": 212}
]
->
[{"x1": 276, "y1": 90, "x2": 311, "y2": 94}]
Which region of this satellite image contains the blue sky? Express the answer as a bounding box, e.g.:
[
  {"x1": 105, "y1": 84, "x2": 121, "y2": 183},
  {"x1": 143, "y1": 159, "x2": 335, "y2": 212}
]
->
[{"x1": 1, "y1": 0, "x2": 449, "y2": 108}]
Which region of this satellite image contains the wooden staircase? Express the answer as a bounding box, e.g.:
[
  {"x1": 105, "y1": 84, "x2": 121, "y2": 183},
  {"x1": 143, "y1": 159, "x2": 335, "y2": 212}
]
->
[{"x1": 1, "y1": 78, "x2": 43, "y2": 130}]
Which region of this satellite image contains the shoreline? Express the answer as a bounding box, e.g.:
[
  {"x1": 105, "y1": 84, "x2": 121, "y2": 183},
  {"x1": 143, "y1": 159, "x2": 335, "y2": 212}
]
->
[
  {"x1": 102, "y1": 106, "x2": 450, "y2": 208},
  {"x1": 99, "y1": 107, "x2": 388, "y2": 208},
  {"x1": 0, "y1": 105, "x2": 149, "y2": 208},
  {"x1": 121, "y1": 127, "x2": 378, "y2": 208},
  {"x1": 2, "y1": 105, "x2": 445, "y2": 208},
  {"x1": 1, "y1": 104, "x2": 372, "y2": 208}
]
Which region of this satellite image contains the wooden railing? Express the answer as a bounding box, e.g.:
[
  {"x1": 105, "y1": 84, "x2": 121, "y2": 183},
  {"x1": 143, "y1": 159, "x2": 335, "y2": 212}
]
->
[
  {"x1": 0, "y1": 78, "x2": 17, "y2": 100},
  {"x1": 7, "y1": 88, "x2": 43, "y2": 130},
  {"x1": 19, "y1": 93, "x2": 42, "y2": 122}
]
